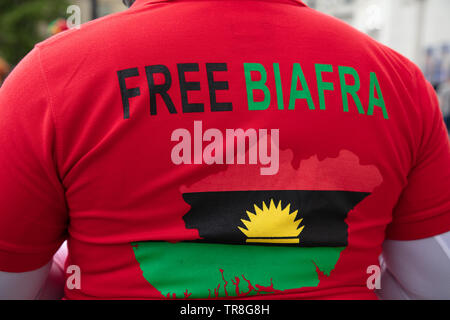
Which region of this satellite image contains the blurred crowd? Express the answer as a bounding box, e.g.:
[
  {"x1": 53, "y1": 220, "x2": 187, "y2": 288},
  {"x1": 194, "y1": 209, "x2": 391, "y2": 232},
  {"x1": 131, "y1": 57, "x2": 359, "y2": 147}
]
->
[
  {"x1": 0, "y1": 57, "x2": 9, "y2": 87},
  {"x1": 424, "y1": 44, "x2": 450, "y2": 129}
]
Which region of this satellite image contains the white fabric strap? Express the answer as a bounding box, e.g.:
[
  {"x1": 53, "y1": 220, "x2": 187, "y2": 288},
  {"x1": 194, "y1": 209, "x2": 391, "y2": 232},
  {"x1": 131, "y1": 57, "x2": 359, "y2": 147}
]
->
[{"x1": 378, "y1": 231, "x2": 450, "y2": 300}]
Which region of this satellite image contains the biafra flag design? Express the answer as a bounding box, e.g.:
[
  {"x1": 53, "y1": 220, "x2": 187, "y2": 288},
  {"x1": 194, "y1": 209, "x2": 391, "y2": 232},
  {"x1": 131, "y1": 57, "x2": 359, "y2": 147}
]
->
[{"x1": 132, "y1": 149, "x2": 383, "y2": 299}]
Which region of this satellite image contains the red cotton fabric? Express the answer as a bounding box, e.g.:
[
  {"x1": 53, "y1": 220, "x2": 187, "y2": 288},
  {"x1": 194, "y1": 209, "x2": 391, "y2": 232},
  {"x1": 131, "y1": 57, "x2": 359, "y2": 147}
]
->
[{"x1": 0, "y1": 0, "x2": 449, "y2": 300}]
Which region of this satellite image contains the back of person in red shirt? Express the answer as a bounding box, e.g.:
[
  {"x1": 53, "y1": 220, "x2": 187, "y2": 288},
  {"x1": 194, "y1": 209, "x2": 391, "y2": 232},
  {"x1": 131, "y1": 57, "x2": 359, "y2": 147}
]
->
[{"x1": 0, "y1": 0, "x2": 449, "y2": 300}]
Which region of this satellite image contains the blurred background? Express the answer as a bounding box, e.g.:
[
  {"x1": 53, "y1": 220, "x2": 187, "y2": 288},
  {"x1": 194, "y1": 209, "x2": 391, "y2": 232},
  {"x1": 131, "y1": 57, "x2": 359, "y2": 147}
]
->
[{"x1": 0, "y1": 0, "x2": 449, "y2": 128}]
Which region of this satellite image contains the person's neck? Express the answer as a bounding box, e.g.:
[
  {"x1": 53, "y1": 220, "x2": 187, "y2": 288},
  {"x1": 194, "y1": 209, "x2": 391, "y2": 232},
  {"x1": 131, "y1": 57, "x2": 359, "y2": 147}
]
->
[{"x1": 123, "y1": 0, "x2": 136, "y2": 7}]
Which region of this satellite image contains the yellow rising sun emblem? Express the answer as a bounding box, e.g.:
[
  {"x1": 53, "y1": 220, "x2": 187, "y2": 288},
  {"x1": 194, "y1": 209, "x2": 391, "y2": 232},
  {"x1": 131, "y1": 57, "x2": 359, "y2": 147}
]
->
[{"x1": 238, "y1": 199, "x2": 304, "y2": 244}]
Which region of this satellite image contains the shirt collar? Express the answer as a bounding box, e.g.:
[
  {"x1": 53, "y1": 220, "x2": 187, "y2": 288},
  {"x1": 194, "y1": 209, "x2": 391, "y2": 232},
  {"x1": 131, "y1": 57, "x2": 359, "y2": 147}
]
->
[{"x1": 131, "y1": 0, "x2": 307, "y2": 9}]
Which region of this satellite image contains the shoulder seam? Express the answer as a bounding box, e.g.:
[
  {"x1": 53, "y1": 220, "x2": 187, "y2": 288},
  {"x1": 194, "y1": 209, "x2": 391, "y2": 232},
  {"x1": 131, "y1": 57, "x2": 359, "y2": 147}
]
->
[
  {"x1": 406, "y1": 64, "x2": 424, "y2": 173},
  {"x1": 36, "y1": 45, "x2": 62, "y2": 181}
]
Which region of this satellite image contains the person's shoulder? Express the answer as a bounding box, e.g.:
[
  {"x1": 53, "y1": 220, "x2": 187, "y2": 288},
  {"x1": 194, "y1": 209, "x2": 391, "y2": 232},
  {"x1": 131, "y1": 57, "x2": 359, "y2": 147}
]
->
[
  {"x1": 308, "y1": 7, "x2": 418, "y2": 70},
  {"x1": 374, "y1": 40, "x2": 421, "y2": 82}
]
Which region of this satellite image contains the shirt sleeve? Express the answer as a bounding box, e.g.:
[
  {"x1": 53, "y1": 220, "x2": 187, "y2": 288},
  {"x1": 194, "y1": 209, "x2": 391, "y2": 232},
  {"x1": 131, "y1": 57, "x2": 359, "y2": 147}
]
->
[
  {"x1": 386, "y1": 69, "x2": 450, "y2": 241},
  {"x1": 0, "y1": 47, "x2": 68, "y2": 272}
]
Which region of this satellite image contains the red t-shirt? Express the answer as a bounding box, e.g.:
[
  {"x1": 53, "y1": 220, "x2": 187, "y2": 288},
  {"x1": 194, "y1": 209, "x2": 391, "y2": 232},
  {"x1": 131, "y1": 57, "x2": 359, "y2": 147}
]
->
[{"x1": 0, "y1": 0, "x2": 449, "y2": 300}]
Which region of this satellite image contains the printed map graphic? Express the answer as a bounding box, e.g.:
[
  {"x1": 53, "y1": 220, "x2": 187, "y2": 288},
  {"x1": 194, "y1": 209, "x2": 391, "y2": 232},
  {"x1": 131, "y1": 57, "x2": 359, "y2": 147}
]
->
[{"x1": 132, "y1": 149, "x2": 383, "y2": 298}]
